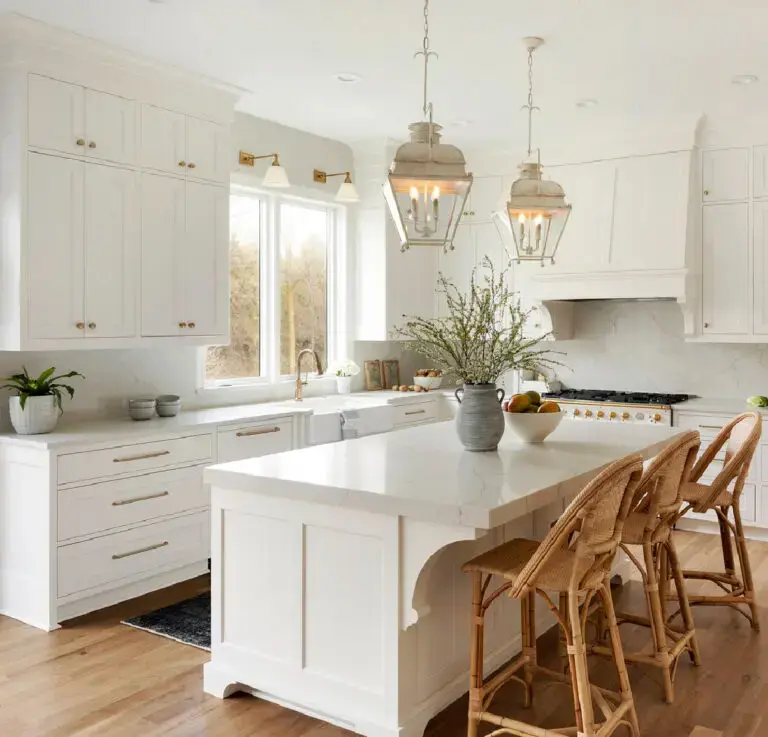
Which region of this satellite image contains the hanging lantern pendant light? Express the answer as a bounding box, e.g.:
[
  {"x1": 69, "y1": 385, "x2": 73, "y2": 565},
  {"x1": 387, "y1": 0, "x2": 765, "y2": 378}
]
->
[
  {"x1": 505, "y1": 37, "x2": 571, "y2": 267},
  {"x1": 383, "y1": 0, "x2": 473, "y2": 254}
]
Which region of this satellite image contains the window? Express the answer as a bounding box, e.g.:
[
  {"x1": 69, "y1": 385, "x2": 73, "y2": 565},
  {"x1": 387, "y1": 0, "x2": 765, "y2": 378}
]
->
[{"x1": 205, "y1": 191, "x2": 342, "y2": 387}]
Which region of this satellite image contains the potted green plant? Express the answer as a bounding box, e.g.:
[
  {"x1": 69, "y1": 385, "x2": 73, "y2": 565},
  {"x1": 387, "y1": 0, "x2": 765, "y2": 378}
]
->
[
  {"x1": 1, "y1": 367, "x2": 84, "y2": 435},
  {"x1": 394, "y1": 257, "x2": 560, "y2": 451}
]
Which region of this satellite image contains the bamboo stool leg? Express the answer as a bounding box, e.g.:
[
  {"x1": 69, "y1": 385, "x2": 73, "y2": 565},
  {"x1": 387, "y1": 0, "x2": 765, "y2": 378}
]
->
[
  {"x1": 467, "y1": 571, "x2": 483, "y2": 737},
  {"x1": 717, "y1": 506, "x2": 737, "y2": 585},
  {"x1": 558, "y1": 592, "x2": 570, "y2": 674},
  {"x1": 599, "y1": 581, "x2": 641, "y2": 737},
  {"x1": 732, "y1": 503, "x2": 760, "y2": 632},
  {"x1": 568, "y1": 589, "x2": 595, "y2": 737},
  {"x1": 666, "y1": 537, "x2": 701, "y2": 666},
  {"x1": 643, "y1": 540, "x2": 674, "y2": 703},
  {"x1": 522, "y1": 591, "x2": 536, "y2": 706}
]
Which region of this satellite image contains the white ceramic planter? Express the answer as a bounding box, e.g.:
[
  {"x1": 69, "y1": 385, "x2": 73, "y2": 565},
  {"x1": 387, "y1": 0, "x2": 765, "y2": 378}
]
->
[
  {"x1": 9, "y1": 395, "x2": 59, "y2": 435},
  {"x1": 336, "y1": 376, "x2": 352, "y2": 395}
]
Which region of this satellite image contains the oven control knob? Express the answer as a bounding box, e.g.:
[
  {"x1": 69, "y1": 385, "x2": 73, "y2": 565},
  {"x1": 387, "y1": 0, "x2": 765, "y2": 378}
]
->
[
  {"x1": 609, "y1": 411, "x2": 617, "y2": 420},
  {"x1": 573, "y1": 409, "x2": 580, "y2": 417},
  {"x1": 597, "y1": 411, "x2": 604, "y2": 419},
  {"x1": 653, "y1": 413, "x2": 662, "y2": 423},
  {"x1": 622, "y1": 412, "x2": 630, "y2": 421},
  {"x1": 585, "y1": 410, "x2": 593, "y2": 418},
  {"x1": 635, "y1": 412, "x2": 645, "y2": 420}
]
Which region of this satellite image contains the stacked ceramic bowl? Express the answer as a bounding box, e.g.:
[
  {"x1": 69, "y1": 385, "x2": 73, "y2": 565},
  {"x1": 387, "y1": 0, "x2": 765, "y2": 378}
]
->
[
  {"x1": 128, "y1": 398, "x2": 156, "y2": 421},
  {"x1": 156, "y1": 394, "x2": 181, "y2": 417}
]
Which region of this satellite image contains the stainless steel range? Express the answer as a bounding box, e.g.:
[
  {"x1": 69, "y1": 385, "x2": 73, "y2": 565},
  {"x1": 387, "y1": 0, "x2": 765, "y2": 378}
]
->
[{"x1": 542, "y1": 389, "x2": 690, "y2": 426}]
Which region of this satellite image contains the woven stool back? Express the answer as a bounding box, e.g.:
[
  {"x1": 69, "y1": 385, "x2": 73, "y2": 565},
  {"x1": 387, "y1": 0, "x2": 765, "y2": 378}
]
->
[{"x1": 510, "y1": 453, "x2": 643, "y2": 598}]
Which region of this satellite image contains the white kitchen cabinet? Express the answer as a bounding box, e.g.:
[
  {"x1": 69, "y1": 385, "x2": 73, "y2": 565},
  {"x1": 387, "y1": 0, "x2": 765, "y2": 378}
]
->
[
  {"x1": 84, "y1": 88, "x2": 136, "y2": 165},
  {"x1": 84, "y1": 164, "x2": 138, "y2": 338},
  {"x1": 141, "y1": 173, "x2": 228, "y2": 339},
  {"x1": 754, "y1": 146, "x2": 768, "y2": 200},
  {"x1": 141, "y1": 104, "x2": 228, "y2": 183},
  {"x1": 754, "y1": 200, "x2": 768, "y2": 334},
  {"x1": 28, "y1": 75, "x2": 136, "y2": 165},
  {"x1": 27, "y1": 154, "x2": 139, "y2": 340},
  {"x1": 702, "y1": 148, "x2": 748, "y2": 203},
  {"x1": 702, "y1": 203, "x2": 750, "y2": 335},
  {"x1": 27, "y1": 153, "x2": 85, "y2": 340},
  {"x1": 27, "y1": 75, "x2": 84, "y2": 156}
]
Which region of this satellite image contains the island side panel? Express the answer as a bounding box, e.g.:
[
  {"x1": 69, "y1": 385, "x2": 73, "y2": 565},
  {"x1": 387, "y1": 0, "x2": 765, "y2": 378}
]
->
[{"x1": 206, "y1": 484, "x2": 403, "y2": 737}]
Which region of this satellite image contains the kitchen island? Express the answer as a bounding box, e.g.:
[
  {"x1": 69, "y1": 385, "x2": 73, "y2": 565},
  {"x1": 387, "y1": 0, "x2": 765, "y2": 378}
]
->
[{"x1": 203, "y1": 420, "x2": 683, "y2": 737}]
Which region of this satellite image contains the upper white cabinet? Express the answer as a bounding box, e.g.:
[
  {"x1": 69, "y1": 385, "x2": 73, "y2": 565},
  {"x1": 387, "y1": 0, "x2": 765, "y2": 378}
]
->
[
  {"x1": 141, "y1": 104, "x2": 229, "y2": 183},
  {"x1": 141, "y1": 174, "x2": 228, "y2": 339},
  {"x1": 27, "y1": 153, "x2": 138, "y2": 341},
  {"x1": 702, "y1": 203, "x2": 749, "y2": 335},
  {"x1": 28, "y1": 74, "x2": 136, "y2": 166},
  {"x1": 702, "y1": 148, "x2": 748, "y2": 203},
  {"x1": 753, "y1": 199, "x2": 768, "y2": 334},
  {"x1": 754, "y1": 146, "x2": 768, "y2": 199},
  {"x1": 0, "y1": 19, "x2": 237, "y2": 350}
]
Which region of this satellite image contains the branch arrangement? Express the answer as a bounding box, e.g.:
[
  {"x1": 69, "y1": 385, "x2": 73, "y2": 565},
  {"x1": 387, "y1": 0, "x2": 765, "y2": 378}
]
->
[{"x1": 393, "y1": 257, "x2": 562, "y2": 385}]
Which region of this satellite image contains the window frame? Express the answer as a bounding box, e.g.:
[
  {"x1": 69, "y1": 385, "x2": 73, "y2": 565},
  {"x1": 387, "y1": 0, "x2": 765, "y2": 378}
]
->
[{"x1": 201, "y1": 184, "x2": 347, "y2": 391}]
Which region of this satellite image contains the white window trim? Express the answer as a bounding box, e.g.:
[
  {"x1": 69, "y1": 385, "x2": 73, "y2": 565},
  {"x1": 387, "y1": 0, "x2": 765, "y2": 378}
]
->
[{"x1": 197, "y1": 184, "x2": 349, "y2": 397}]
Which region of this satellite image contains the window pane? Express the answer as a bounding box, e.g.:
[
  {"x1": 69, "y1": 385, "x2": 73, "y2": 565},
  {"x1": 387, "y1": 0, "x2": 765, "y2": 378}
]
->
[
  {"x1": 206, "y1": 194, "x2": 261, "y2": 382},
  {"x1": 279, "y1": 204, "x2": 328, "y2": 375}
]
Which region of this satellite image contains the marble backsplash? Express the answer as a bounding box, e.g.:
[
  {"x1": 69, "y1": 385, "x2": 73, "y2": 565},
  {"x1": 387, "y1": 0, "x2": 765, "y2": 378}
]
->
[{"x1": 549, "y1": 300, "x2": 768, "y2": 399}]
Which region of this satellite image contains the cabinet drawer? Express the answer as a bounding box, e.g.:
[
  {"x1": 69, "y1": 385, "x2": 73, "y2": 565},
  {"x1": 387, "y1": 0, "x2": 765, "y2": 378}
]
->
[
  {"x1": 58, "y1": 511, "x2": 209, "y2": 598},
  {"x1": 58, "y1": 465, "x2": 207, "y2": 541},
  {"x1": 58, "y1": 434, "x2": 212, "y2": 485},
  {"x1": 674, "y1": 413, "x2": 728, "y2": 438},
  {"x1": 698, "y1": 441, "x2": 758, "y2": 484},
  {"x1": 217, "y1": 418, "x2": 294, "y2": 463},
  {"x1": 393, "y1": 401, "x2": 438, "y2": 427}
]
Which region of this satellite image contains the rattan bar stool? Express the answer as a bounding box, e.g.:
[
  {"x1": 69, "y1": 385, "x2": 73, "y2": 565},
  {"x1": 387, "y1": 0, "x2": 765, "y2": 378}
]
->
[
  {"x1": 462, "y1": 454, "x2": 644, "y2": 737},
  {"x1": 670, "y1": 412, "x2": 762, "y2": 630},
  {"x1": 588, "y1": 430, "x2": 702, "y2": 704}
]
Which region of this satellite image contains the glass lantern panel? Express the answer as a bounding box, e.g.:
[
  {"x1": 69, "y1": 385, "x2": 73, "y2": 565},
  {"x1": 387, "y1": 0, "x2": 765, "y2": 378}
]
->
[
  {"x1": 506, "y1": 206, "x2": 571, "y2": 264},
  {"x1": 383, "y1": 176, "x2": 472, "y2": 251}
]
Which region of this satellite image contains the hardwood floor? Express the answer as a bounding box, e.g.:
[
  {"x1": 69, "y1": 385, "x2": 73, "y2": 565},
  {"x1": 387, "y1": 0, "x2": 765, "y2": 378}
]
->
[{"x1": 0, "y1": 531, "x2": 766, "y2": 736}]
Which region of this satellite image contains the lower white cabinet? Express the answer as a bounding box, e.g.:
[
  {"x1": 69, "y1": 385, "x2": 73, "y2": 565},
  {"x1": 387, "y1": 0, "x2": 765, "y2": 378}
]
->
[{"x1": 217, "y1": 418, "x2": 294, "y2": 463}]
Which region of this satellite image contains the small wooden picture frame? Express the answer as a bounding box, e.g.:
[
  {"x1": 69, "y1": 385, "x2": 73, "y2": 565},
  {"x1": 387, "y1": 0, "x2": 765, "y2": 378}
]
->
[
  {"x1": 364, "y1": 360, "x2": 384, "y2": 391},
  {"x1": 382, "y1": 359, "x2": 400, "y2": 390}
]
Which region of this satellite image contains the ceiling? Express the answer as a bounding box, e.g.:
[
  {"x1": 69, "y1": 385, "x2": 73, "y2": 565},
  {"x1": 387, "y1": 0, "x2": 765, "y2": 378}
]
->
[{"x1": 2, "y1": 0, "x2": 768, "y2": 148}]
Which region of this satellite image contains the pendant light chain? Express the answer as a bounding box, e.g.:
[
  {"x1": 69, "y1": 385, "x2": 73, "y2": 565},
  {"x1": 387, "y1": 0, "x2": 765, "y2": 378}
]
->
[
  {"x1": 415, "y1": 0, "x2": 437, "y2": 127},
  {"x1": 522, "y1": 46, "x2": 540, "y2": 157}
]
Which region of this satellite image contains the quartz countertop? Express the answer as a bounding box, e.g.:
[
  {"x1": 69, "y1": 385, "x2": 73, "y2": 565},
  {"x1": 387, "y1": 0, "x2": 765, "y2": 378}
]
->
[
  {"x1": 675, "y1": 397, "x2": 767, "y2": 415},
  {"x1": 0, "y1": 391, "x2": 445, "y2": 451},
  {"x1": 205, "y1": 419, "x2": 683, "y2": 529}
]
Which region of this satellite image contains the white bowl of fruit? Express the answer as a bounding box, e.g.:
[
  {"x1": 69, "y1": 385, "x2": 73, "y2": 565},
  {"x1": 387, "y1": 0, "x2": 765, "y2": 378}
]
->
[
  {"x1": 414, "y1": 369, "x2": 442, "y2": 390},
  {"x1": 503, "y1": 391, "x2": 563, "y2": 443}
]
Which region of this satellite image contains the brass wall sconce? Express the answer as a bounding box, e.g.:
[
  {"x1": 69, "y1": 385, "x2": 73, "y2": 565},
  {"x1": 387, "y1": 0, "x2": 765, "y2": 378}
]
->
[
  {"x1": 313, "y1": 169, "x2": 359, "y2": 203},
  {"x1": 239, "y1": 151, "x2": 290, "y2": 188}
]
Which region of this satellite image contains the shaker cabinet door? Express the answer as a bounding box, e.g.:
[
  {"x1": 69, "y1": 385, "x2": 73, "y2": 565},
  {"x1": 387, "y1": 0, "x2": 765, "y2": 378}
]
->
[
  {"x1": 702, "y1": 148, "x2": 748, "y2": 203},
  {"x1": 185, "y1": 116, "x2": 229, "y2": 183},
  {"x1": 28, "y1": 75, "x2": 85, "y2": 156},
  {"x1": 27, "y1": 153, "x2": 85, "y2": 339},
  {"x1": 702, "y1": 203, "x2": 750, "y2": 335},
  {"x1": 85, "y1": 89, "x2": 136, "y2": 165},
  {"x1": 84, "y1": 164, "x2": 139, "y2": 338},
  {"x1": 141, "y1": 173, "x2": 186, "y2": 336},
  {"x1": 182, "y1": 182, "x2": 229, "y2": 337},
  {"x1": 141, "y1": 104, "x2": 186, "y2": 176}
]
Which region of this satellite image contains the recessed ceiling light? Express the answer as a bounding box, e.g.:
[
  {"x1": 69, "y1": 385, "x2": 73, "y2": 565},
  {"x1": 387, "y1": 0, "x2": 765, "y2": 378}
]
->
[
  {"x1": 334, "y1": 73, "x2": 363, "y2": 84},
  {"x1": 732, "y1": 74, "x2": 759, "y2": 85},
  {"x1": 575, "y1": 98, "x2": 598, "y2": 108}
]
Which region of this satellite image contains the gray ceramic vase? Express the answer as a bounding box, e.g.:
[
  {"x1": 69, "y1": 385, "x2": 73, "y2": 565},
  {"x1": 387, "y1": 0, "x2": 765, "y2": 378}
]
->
[{"x1": 455, "y1": 383, "x2": 505, "y2": 452}]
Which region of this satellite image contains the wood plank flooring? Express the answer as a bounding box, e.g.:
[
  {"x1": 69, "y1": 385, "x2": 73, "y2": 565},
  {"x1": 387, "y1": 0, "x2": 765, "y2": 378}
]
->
[{"x1": 0, "y1": 531, "x2": 767, "y2": 736}]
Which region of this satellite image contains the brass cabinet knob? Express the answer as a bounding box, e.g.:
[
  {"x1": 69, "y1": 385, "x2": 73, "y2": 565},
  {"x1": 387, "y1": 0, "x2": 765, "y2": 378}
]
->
[
  {"x1": 178, "y1": 321, "x2": 187, "y2": 328},
  {"x1": 76, "y1": 138, "x2": 85, "y2": 146},
  {"x1": 621, "y1": 412, "x2": 630, "y2": 420},
  {"x1": 596, "y1": 411, "x2": 604, "y2": 418},
  {"x1": 188, "y1": 162, "x2": 196, "y2": 169},
  {"x1": 703, "y1": 189, "x2": 710, "y2": 196},
  {"x1": 703, "y1": 322, "x2": 710, "y2": 328},
  {"x1": 75, "y1": 321, "x2": 85, "y2": 329},
  {"x1": 88, "y1": 141, "x2": 96, "y2": 149},
  {"x1": 178, "y1": 161, "x2": 186, "y2": 167},
  {"x1": 188, "y1": 321, "x2": 196, "y2": 329},
  {"x1": 88, "y1": 322, "x2": 96, "y2": 329}
]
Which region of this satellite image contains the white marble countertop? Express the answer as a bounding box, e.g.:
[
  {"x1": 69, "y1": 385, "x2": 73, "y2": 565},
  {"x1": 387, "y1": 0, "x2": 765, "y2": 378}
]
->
[
  {"x1": 0, "y1": 390, "x2": 445, "y2": 450},
  {"x1": 675, "y1": 397, "x2": 768, "y2": 415},
  {"x1": 205, "y1": 419, "x2": 683, "y2": 529}
]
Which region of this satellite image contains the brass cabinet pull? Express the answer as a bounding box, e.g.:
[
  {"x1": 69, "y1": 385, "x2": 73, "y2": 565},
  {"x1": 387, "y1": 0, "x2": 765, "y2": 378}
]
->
[
  {"x1": 188, "y1": 162, "x2": 196, "y2": 169},
  {"x1": 88, "y1": 141, "x2": 96, "y2": 149},
  {"x1": 699, "y1": 424, "x2": 724, "y2": 430},
  {"x1": 703, "y1": 322, "x2": 710, "y2": 328},
  {"x1": 178, "y1": 321, "x2": 187, "y2": 328},
  {"x1": 236, "y1": 426, "x2": 281, "y2": 437},
  {"x1": 88, "y1": 322, "x2": 96, "y2": 329},
  {"x1": 113, "y1": 449, "x2": 170, "y2": 463},
  {"x1": 112, "y1": 490, "x2": 169, "y2": 506},
  {"x1": 188, "y1": 322, "x2": 196, "y2": 329},
  {"x1": 703, "y1": 190, "x2": 710, "y2": 196},
  {"x1": 75, "y1": 321, "x2": 85, "y2": 329},
  {"x1": 112, "y1": 541, "x2": 168, "y2": 560},
  {"x1": 405, "y1": 409, "x2": 427, "y2": 416},
  {"x1": 178, "y1": 160, "x2": 186, "y2": 167},
  {"x1": 76, "y1": 138, "x2": 85, "y2": 146}
]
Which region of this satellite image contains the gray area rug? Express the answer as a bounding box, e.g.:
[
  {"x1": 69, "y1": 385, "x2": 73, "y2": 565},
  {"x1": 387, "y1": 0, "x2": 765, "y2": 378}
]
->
[{"x1": 122, "y1": 592, "x2": 211, "y2": 651}]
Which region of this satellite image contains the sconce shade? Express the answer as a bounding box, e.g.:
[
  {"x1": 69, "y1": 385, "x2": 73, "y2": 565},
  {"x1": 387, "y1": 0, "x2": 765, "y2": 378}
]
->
[
  {"x1": 262, "y1": 162, "x2": 290, "y2": 188},
  {"x1": 335, "y1": 180, "x2": 359, "y2": 203}
]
